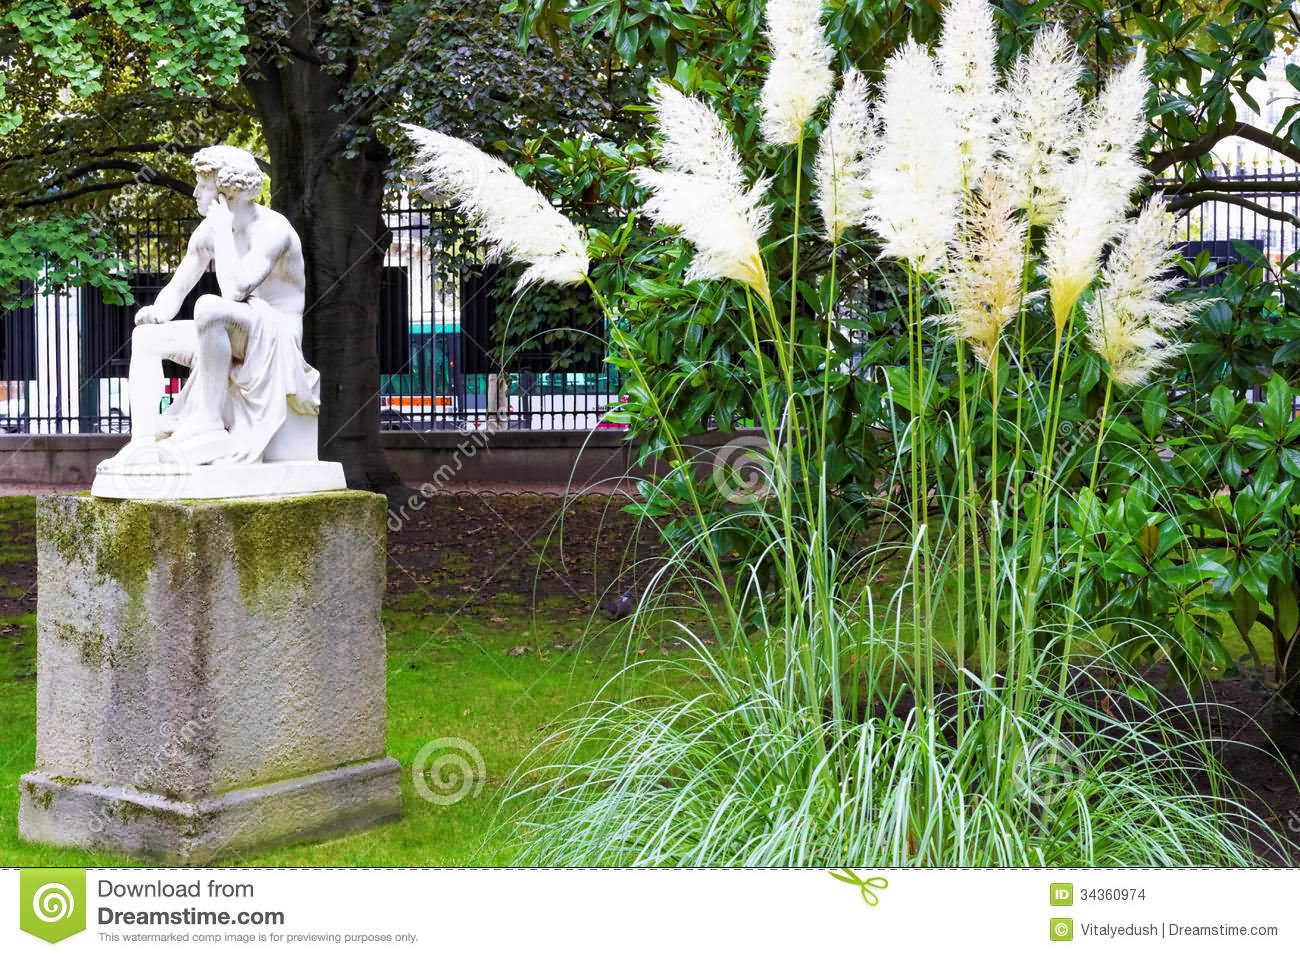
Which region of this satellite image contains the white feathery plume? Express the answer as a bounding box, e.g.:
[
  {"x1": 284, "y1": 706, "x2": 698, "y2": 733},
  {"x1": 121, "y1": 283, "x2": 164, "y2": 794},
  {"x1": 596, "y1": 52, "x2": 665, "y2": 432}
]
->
[
  {"x1": 865, "y1": 40, "x2": 963, "y2": 273},
  {"x1": 1085, "y1": 194, "x2": 1191, "y2": 387},
  {"x1": 937, "y1": 0, "x2": 1001, "y2": 191},
  {"x1": 648, "y1": 81, "x2": 750, "y2": 189},
  {"x1": 402, "y1": 124, "x2": 588, "y2": 291},
  {"x1": 1073, "y1": 48, "x2": 1149, "y2": 211},
  {"x1": 1043, "y1": 170, "x2": 1121, "y2": 334},
  {"x1": 636, "y1": 82, "x2": 774, "y2": 309},
  {"x1": 941, "y1": 173, "x2": 1028, "y2": 371},
  {"x1": 814, "y1": 68, "x2": 875, "y2": 243},
  {"x1": 760, "y1": 0, "x2": 835, "y2": 145},
  {"x1": 1043, "y1": 49, "x2": 1151, "y2": 331},
  {"x1": 995, "y1": 25, "x2": 1084, "y2": 225}
]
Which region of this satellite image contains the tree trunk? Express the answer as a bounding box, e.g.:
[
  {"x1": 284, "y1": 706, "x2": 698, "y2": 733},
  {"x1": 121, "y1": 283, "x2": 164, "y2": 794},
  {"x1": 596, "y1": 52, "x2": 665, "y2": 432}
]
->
[{"x1": 241, "y1": 44, "x2": 402, "y2": 493}]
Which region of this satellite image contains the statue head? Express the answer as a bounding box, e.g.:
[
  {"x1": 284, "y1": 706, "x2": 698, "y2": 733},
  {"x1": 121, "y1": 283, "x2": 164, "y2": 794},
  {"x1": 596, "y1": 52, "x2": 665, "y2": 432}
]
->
[{"x1": 190, "y1": 145, "x2": 265, "y2": 213}]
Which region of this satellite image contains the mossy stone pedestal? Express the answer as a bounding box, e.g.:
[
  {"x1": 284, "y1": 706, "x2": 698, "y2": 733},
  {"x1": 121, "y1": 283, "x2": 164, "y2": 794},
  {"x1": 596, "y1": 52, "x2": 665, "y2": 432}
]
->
[{"x1": 18, "y1": 491, "x2": 401, "y2": 864}]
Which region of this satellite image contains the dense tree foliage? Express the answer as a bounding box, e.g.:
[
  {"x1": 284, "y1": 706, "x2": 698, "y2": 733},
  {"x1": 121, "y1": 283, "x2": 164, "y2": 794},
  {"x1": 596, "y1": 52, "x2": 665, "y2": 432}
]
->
[
  {"x1": 0, "y1": 0, "x2": 634, "y2": 486},
  {"x1": 503, "y1": 0, "x2": 1300, "y2": 708}
]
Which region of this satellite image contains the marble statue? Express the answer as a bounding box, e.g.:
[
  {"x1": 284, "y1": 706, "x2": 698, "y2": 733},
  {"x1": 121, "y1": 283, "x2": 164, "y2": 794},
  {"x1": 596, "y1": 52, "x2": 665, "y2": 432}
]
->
[
  {"x1": 27, "y1": 158, "x2": 392, "y2": 869},
  {"x1": 93, "y1": 145, "x2": 345, "y2": 499}
]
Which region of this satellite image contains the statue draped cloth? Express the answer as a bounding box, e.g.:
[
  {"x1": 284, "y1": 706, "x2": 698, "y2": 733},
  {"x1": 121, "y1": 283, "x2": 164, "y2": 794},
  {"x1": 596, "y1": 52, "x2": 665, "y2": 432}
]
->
[{"x1": 158, "y1": 296, "x2": 322, "y2": 462}]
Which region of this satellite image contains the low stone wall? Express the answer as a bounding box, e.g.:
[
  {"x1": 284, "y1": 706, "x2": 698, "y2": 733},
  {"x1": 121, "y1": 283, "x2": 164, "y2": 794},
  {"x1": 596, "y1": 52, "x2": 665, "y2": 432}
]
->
[
  {"x1": 0, "y1": 430, "x2": 749, "y2": 488},
  {"x1": 380, "y1": 430, "x2": 634, "y2": 487},
  {"x1": 0, "y1": 434, "x2": 122, "y2": 487}
]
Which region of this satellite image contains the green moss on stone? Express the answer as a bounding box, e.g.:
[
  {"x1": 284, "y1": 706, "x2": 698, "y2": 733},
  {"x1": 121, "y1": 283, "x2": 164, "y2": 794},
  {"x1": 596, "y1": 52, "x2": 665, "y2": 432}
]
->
[
  {"x1": 110, "y1": 798, "x2": 196, "y2": 833},
  {"x1": 37, "y1": 489, "x2": 384, "y2": 631},
  {"x1": 23, "y1": 780, "x2": 53, "y2": 811},
  {"x1": 38, "y1": 496, "x2": 165, "y2": 600},
  {"x1": 40, "y1": 495, "x2": 196, "y2": 664},
  {"x1": 111, "y1": 800, "x2": 141, "y2": 823},
  {"x1": 51, "y1": 622, "x2": 108, "y2": 667},
  {"x1": 94, "y1": 503, "x2": 154, "y2": 596},
  {"x1": 221, "y1": 492, "x2": 383, "y2": 611}
]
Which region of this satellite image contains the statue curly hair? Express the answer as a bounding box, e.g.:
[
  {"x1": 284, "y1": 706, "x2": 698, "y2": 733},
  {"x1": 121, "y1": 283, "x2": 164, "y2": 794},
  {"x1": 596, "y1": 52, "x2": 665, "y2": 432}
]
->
[{"x1": 191, "y1": 145, "x2": 265, "y2": 198}]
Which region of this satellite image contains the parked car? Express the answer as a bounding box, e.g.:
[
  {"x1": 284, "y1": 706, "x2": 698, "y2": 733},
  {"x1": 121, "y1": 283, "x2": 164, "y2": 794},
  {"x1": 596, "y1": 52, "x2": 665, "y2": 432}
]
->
[{"x1": 380, "y1": 408, "x2": 418, "y2": 432}]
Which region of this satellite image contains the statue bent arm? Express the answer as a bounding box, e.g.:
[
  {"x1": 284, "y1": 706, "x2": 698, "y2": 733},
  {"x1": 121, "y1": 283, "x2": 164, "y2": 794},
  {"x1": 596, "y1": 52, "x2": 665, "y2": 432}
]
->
[
  {"x1": 135, "y1": 224, "x2": 212, "y2": 326},
  {"x1": 208, "y1": 195, "x2": 287, "y2": 303}
]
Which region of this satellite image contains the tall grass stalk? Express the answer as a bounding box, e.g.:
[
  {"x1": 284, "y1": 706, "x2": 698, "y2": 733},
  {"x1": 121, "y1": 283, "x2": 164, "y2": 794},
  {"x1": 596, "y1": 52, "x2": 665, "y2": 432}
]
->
[
  {"x1": 509, "y1": 221, "x2": 1288, "y2": 868},
  {"x1": 1055, "y1": 369, "x2": 1115, "y2": 713},
  {"x1": 407, "y1": 8, "x2": 1294, "y2": 868}
]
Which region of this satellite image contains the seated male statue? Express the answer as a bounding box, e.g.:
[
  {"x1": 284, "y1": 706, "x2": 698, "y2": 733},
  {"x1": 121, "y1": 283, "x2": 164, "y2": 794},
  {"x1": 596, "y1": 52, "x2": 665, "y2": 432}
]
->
[{"x1": 99, "y1": 144, "x2": 320, "y2": 471}]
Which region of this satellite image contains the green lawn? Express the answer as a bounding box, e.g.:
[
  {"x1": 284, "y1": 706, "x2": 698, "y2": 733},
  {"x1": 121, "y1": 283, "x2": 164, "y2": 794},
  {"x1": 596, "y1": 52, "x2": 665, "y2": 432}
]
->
[
  {"x1": 1, "y1": 598, "x2": 678, "y2": 866},
  {"x1": 0, "y1": 496, "x2": 692, "y2": 867},
  {"x1": 0, "y1": 494, "x2": 1278, "y2": 867}
]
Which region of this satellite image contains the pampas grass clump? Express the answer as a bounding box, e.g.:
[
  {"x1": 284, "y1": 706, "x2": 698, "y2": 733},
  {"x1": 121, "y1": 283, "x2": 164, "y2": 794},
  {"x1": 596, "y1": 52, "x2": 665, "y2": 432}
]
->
[
  {"x1": 397, "y1": 0, "x2": 1293, "y2": 870},
  {"x1": 402, "y1": 124, "x2": 588, "y2": 290},
  {"x1": 759, "y1": 0, "x2": 835, "y2": 145}
]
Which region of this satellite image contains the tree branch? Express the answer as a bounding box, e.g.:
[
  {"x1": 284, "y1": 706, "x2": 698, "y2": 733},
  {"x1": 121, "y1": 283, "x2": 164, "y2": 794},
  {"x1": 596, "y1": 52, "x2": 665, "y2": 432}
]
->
[
  {"x1": 4, "y1": 160, "x2": 195, "y2": 210},
  {"x1": 68, "y1": 92, "x2": 256, "y2": 135},
  {"x1": 1149, "y1": 121, "x2": 1300, "y2": 176},
  {"x1": 8, "y1": 180, "x2": 139, "y2": 209},
  {"x1": 38, "y1": 160, "x2": 192, "y2": 197},
  {"x1": 0, "y1": 142, "x2": 208, "y2": 171},
  {"x1": 1210, "y1": 120, "x2": 1300, "y2": 164},
  {"x1": 1149, "y1": 122, "x2": 1240, "y2": 176},
  {"x1": 1163, "y1": 176, "x2": 1300, "y2": 194},
  {"x1": 1166, "y1": 191, "x2": 1300, "y2": 229}
]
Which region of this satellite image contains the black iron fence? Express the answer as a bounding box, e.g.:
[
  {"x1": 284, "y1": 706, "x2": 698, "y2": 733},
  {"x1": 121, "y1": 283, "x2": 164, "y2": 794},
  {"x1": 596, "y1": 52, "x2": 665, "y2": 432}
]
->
[
  {"x1": 0, "y1": 198, "x2": 623, "y2": 435},
  {"x1": 1160, "y1": 161, "x2": 1300, "y2": 265},
  {"x1": 5, "y1": 171, "x2": 1299, "y2": 436}
]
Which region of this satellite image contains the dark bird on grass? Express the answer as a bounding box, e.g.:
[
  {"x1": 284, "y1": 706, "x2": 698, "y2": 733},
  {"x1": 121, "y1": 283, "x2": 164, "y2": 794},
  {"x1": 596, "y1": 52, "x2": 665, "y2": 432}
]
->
[{"x1": 600, "y1": 590, "x2": 637, "y2": 620}]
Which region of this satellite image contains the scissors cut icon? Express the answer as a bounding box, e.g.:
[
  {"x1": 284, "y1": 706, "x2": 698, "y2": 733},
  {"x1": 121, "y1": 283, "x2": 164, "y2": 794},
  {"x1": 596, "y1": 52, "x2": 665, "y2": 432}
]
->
[{"x1": 829, "y1": 869, "x2": 889, "y2": 906}]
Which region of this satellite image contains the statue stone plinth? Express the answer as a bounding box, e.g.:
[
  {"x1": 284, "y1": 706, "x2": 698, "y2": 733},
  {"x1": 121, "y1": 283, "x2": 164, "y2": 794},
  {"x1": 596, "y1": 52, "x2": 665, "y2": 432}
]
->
[
  {"x1": 18, "y1": 492, "x2": 401, "y2": 864},
  {"x1": 90, "y1": 460, "x2": 347, "y2": 501}
]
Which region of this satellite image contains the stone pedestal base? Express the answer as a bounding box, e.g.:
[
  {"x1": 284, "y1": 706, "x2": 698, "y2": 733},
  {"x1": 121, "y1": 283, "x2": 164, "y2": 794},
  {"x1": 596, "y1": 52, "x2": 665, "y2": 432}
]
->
[
  {"x1": 18, "y1": 492, "x2": 401, "y2": 864},
  {"x1": 20, "y1": 759, "x2": 400, "y2": 865}
]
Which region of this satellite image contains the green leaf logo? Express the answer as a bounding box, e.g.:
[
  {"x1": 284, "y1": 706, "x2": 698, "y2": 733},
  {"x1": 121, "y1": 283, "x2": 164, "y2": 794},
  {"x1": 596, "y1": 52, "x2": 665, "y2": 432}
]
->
[{"x1": 19, "y1": 869, "x2": 86, "y2": 944}]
